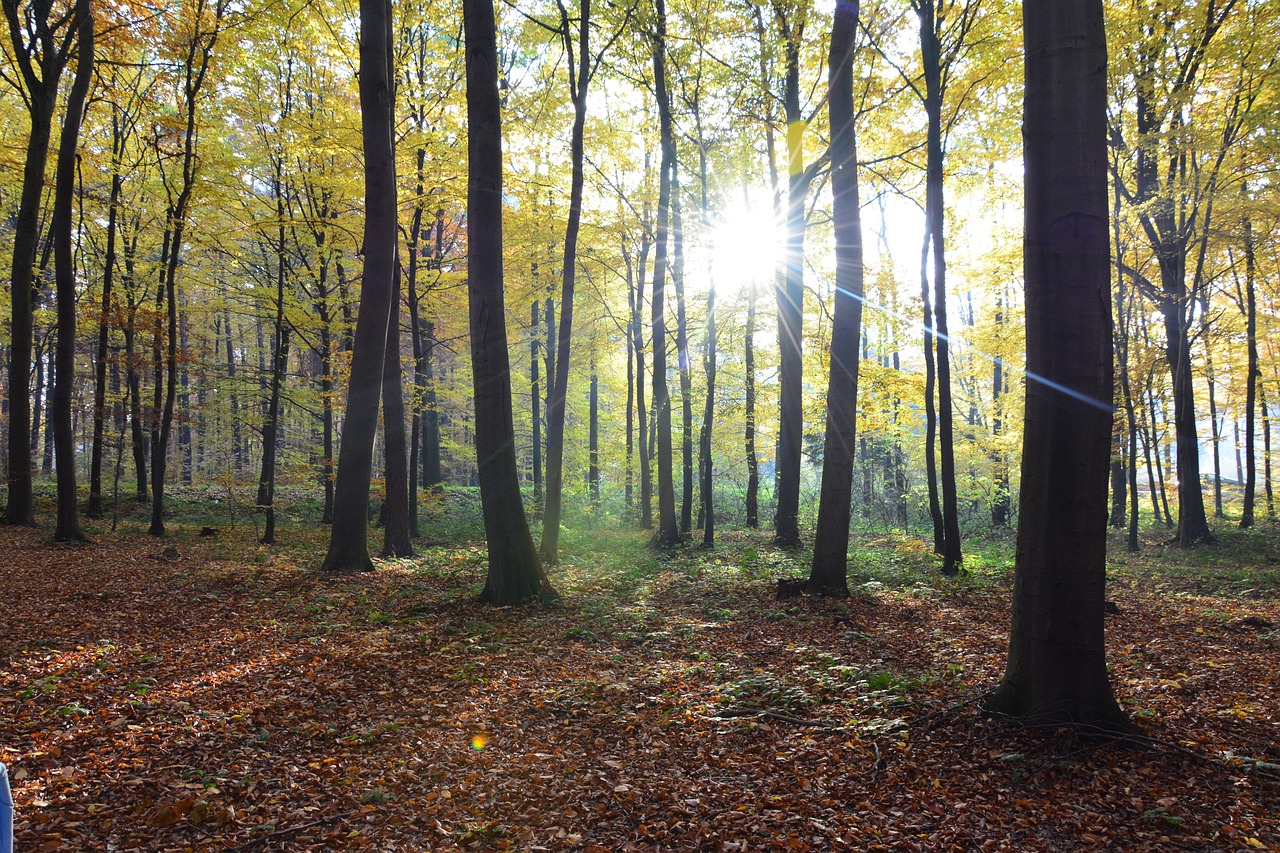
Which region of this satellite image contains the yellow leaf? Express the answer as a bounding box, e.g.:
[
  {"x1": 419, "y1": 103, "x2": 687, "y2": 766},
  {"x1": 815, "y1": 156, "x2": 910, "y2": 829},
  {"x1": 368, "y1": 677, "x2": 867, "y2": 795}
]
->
[{"x1": 1244, "y1": 838, "x2": 1265, "y2": 849}]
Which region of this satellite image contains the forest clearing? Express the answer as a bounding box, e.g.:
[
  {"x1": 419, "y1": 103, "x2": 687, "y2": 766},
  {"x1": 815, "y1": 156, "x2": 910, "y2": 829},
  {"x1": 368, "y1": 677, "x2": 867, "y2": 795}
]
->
[{"x1": 2, "y1": 501, "x2": 1278, "y2": 852}]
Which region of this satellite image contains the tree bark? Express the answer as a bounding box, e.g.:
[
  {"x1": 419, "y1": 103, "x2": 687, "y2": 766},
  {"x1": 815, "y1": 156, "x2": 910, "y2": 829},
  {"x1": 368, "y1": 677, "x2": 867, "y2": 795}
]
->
[
  {"x1": 465, "y1": 0, "x2": 556, "y2": 603},
  {"x1": 808, "y1": 0, "x2": 863, "y2": 596},
  {"x1": 52, "y1": 1, "x2": 94, "y2": 542},
  {"x1": 987, "y1": 0, "x2": 1128, "y2": 730},
  {"x1": 541, "y1": 0, "x2": 593, "y2": 563},
  {"x1": 322, "y1": 0, "x2": 397, "y2": 572},
  {"x1": 1241, "y1": 205, "x2": 1258, "y2": 528},
  {"x1": 382, "y1": 261, "x2": 413, "y2": 557},
  {"x1": 650, "y1": 0, "x2": 678, "y2": 547}
]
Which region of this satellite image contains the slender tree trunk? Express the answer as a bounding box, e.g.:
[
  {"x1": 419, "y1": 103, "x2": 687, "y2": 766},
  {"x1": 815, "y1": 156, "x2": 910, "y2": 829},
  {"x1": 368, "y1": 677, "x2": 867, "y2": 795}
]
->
[
  {"x1": 89, "y1": 111, "x2": 126, "y2": 518},
  {"x1": 633, "y1": 237, "x2": 652, "y2": 528},
  {"x1": 589, "y1": 367, "x2": 600, "y2": 505},
  {"x1": 987, "y1": 0, "x2": 1128, "y2": 730},
  {"x1": 1241, "y1": 206, "x2": 1258, "y2": 528},
  {"x1": 52, "y1": 2, "x2": 94, "y2": 542},
  {"x1": 531, "y1": 300, "x2": 542, "y2": 509},
  {"x1": 808, "y1": 0, "x2": 863, "y2": 596},
  {"x1": 323, "y1": 0, "x2": 397, "y2": 572},
  {"x1": 991, "y1": 292, "x2": 1009, "y2": 527},
  {"x1": 382, "y1": 262, "x2": 413, "y2": 557},
  {"x1": 774, "y1": 10, "x2": 807, "y2": 548},
  {"x1": 744, "y1": 275, "x2": 759, "y2": 529},
  {"x1": 1205, "y1": 346, "x2": 1223, "y2": 518},
  {"x1": 920, "y1": 0, "x2": 961, "y2": 574},
  {"x1": 465, "y1": 0, "x2": 555, "y2": 603},
  {"x1": 624, "y1": 246, "x2": 635, "y2": 511},
  {"x1": 256, "y1": 168, "x2": 291, "y2": 544},
  {"x1": 423, "y1": 316, "x2": 442, "y2": 489},
  {"x1": 672, "y1": 166, "x2": 693, "y2": 535},
  {"x1": 650, "y1": 0, "x2": 678, "y2": 547},
  {"x1": 541, "y1": 0, "x2": 593, "y2": 562}
]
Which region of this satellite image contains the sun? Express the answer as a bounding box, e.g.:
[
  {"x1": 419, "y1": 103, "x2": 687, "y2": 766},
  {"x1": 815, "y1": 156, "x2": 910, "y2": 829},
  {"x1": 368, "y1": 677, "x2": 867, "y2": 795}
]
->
[{"x1": 704, "y1": 201, "x2": 781, "y2": 300}]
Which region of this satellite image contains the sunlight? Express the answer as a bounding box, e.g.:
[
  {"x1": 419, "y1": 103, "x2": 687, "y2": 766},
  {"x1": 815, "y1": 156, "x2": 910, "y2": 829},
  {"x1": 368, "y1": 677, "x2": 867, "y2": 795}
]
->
[{"x1": 705, "y1": 202, "x2": 781, "y2": 299}]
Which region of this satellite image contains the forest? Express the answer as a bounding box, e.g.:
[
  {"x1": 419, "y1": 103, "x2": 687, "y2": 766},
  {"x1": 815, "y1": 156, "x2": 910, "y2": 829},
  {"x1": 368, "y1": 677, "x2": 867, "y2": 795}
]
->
[{"x1": 1, "y1": 0, "x2": 1279, "y2": 848}]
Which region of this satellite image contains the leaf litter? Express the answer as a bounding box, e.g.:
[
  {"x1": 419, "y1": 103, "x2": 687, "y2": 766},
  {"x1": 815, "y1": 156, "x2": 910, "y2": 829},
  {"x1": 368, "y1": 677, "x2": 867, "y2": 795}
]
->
[{"x1": 1, "y1": 525, "x2": 1277, "y2": 851}]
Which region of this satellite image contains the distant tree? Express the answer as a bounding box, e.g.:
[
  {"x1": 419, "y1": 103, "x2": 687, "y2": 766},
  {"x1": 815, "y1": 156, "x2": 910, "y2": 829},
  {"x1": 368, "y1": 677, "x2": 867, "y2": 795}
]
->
[
  {"x1": 808, "y1": 0, "x2": 862, "y2": 596},
  {"x1": 464, "y1": 0, "x2": 556, "y2": 603},
  {"x1": 986, "y1": 0, "x2": 1129, "y2": 730}
]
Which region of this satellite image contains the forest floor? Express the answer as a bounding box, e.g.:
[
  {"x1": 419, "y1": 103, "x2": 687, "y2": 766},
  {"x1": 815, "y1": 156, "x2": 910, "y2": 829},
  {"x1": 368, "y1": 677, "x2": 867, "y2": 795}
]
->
[{"x1": 3, "y1": 504, "x2": 1280, "y2": 851}]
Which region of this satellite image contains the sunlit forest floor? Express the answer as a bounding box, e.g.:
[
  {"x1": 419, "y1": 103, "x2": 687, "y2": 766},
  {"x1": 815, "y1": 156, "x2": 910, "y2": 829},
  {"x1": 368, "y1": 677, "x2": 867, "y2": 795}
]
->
[{"x1": 2, "y1": 492, "x2": 1279, "y2": 851}]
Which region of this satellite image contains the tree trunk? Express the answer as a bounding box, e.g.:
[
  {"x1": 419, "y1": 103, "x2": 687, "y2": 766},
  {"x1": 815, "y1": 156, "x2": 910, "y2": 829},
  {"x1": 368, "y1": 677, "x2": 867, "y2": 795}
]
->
[
  {"x1": 633, "y1": 236, "x2": 652, "y2": 529},
  {"x1": 541, "y1": 0, "x2": 592, "y2": 562},
  {"x1": 3, "y1": 40, "x2": 61, "y2": 526},
  {"x1": 808, "y1": 0, "x2": 863, "y2": 597},
  {"x1": 52, "y1": 2, "x2": 94, "y2": 542},
  {"x1": 589, "y1": 367, "x2": 600, "y2": 505},
  {"x1": 919, "y1": 0, "x2": 961, "y2": 574},
  {"x1": 672, "y1": 166, "x2": 693, "y2": 535},
  {"x1": 322, "y1": 0, "x2": 397, "y2": 572},
  {"x1": 745, "y1": 274, "x2": 759, "y2": 529},
  {"x1": 650, "y1": 0, "x2": 678, "y2": 548},
  {"x1": 987, "y1": 0, "x2": 1128, "y2": 730},
  {"x1": 465, "y1": 0, "x2": 556, "y2": 603},
  {"x1": 1241, "y1": 206, "x2": 1258, "y2": 528},
  {"x1": 382, "y1": 262, "x2": 413, "y2": 557},
  {"x1": 774, "y1": 9, "x2": 807, "y2": 548},
  {"x1": 256, "y1": 166, "x2": 291, "y2": 545},
  {"x1": 531, "y1": 300, "x2": 542, "y2": 509}
]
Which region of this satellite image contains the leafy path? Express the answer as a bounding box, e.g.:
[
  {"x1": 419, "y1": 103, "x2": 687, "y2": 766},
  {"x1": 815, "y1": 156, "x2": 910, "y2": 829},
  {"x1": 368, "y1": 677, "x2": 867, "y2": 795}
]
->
[{"x1": 2, "y1": 525, "x2": 1277, "y2": 850}]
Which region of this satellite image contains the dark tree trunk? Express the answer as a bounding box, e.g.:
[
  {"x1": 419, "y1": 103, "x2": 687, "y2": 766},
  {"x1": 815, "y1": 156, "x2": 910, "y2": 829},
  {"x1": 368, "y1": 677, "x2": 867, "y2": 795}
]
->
[
  {"x1": 991, "y1": 291, "x2": 1010, "y2": 527},
  {"x1": 3, "y1": 15, "x2": 63, "y2": 526},
  {"x1": 256, "y1": 165, "x2": 291, "y2": 545},
  {"x1": 986, "y1": 0, "x2": 1128, "y2": 731},
  {"x1": 919, "y1": 0, "x2": 961, "y2": 574},
  {"x1": 52, "y1": 2, "x2": 94, "y2": 542},
  {"x1": 89, "y1": 107, "x2": 127, "y2": 518},
  {"x1": 465, "y1": 0, "x2": 556, "y2": 603},
  {"x1": 650, "y1": 0, "x2": 678, "y2": 547},
  {"x1": 774, "y1": 8, "x2": 807, "y2": 548},
  {"x1": 323, "y1": 0, "x2": 397, "y2": 572},
  {"x1": 808, "y1": 0, "x2": 863, "y2": 597},
  {"x1": 148, "y1": 0, "x2": 224, "y2": 538},
  {"x1": 423, "y1": 316, "x2": 442, "y2": 489},
  {"x1": 1241, "y1": 206, "x2": 1258, "y2": 528},
  {"x1": 541, "y1": 0, "x2": 593, "y2": 563}
]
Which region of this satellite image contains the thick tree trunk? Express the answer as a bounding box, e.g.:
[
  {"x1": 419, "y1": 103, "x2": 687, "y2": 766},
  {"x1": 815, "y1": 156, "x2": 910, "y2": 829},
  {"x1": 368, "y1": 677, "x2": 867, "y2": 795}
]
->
[
  {"x1": 808, "y1": 0, "x2": 863, "y2": 597},
  {"x1": 52, "y1": 3, "x2": 94, "y2": 542},
  {"x1": 465, "y1": 0, "x2": 555, "y2": 603},
  {"x1": 3, "y1": 73, "x2": 59, "y2": 527},
  {"x1": 323, "y1": 0, "x2": 397, "y2": 572},
  {"x1": 987, "y1": 0, "x2": 1128, "y2": 730}
]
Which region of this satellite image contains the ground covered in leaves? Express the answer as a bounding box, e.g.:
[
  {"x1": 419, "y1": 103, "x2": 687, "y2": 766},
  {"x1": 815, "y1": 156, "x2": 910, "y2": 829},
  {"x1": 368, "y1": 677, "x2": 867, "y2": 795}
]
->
[{"x1": 3, "y1": 515, "x2": 1279, "y2": 851}]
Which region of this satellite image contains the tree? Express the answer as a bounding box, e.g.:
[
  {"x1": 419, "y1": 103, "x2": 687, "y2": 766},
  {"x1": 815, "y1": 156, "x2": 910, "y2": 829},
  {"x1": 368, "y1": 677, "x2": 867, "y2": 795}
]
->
[
  {"x1": 464, "y1": 0, "x2": 556, "y2": 604},
  {"x1": 807, "y1": 0, "x2": 863, "y2": 597},
  {"x1": 322, "y1": 0, "x2": 397, "y2": 572},
  {"x1": 50, "y1": 0, "x2": 92, "y2": 542},
  {"x1": 986, "y1": 0, "x2": 1128, "y2": 730},
  {"x1": 649, "y1": 0, "x2": 679, "y2": 548},
  {"x1": 3, "y1": 0, "x2": 87, "y2": 526}
]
